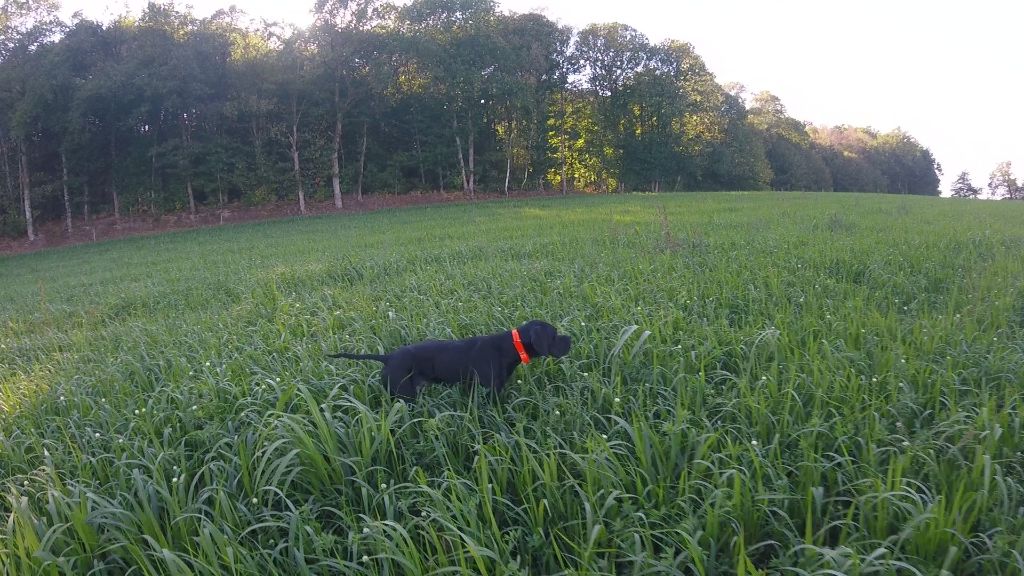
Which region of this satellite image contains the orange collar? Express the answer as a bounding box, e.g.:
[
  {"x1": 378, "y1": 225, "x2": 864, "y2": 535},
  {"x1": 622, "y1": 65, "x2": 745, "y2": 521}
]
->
[{"x1": 511, "y1": 328, "x2": 530, "y2": 364}]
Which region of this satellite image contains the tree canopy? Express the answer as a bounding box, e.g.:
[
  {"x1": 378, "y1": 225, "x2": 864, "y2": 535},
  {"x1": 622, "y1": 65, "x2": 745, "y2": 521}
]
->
[{"x1": 0, "y1": 0, "x2": 945, "y2": 239}]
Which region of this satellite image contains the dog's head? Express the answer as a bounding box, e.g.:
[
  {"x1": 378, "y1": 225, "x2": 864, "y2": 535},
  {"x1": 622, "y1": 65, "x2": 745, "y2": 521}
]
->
[{"x1": 518, "y1": 320, "x2": 572, "y2": 358}]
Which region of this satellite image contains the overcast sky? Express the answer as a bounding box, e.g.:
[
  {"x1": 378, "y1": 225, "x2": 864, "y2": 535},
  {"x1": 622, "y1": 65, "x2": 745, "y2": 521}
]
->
[{"x1": 61, "y1": 0, "x2": 1024, "y2": 197}]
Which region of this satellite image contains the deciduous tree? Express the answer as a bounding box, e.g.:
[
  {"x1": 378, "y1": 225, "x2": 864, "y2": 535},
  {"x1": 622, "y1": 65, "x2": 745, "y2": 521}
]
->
[{"x1": 988, "y1": 161, "x2": 1021, "y2": 199}]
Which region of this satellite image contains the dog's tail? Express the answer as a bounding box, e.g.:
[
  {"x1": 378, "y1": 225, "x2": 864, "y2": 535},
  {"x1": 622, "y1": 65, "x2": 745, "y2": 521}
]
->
[{"x1": 328, "y1": 351, "x2": 388, "y2": 363}]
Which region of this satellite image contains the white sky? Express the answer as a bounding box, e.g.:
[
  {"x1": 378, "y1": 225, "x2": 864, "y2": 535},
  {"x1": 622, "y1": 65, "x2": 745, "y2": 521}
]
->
[{"x1": 61, "y1": 0, "x2": 1023, "y2": 197}]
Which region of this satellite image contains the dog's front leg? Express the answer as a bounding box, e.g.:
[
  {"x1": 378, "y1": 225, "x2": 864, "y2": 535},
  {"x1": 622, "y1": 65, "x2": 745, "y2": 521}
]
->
[{"x1": 474, "y1": 364, "x2": 511, "y2": 394}]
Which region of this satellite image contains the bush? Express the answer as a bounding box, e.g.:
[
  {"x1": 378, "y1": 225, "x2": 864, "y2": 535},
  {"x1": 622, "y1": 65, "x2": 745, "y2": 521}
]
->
[
  {"x1": 0, "y1": 211, "x2": 27, "y2": 238},
  {"x1": 242, "y1": 186, "x2": 275, "y2": 207}
]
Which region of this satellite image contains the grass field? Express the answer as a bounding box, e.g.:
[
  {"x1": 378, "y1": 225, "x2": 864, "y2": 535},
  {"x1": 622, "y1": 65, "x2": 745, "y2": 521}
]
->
[{"x1": 2, "y1": 192, "x2": 1023, "y2": 575}]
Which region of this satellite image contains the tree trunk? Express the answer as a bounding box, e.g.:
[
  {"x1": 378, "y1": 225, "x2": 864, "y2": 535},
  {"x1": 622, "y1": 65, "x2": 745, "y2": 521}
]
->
[
  {"x1": 559, "y1": 94, "x2": 567, "y2": 196},
  {"x1": 414, "y1": 128, "x2": 425, "y2": 189},
  {"x1": 150, "y1": 148, "x2": 157, "y2": 214},
  {"x1": 504, "y1": 125, "x2": 512, "y2": 197},
  {"x1": 331, "y1": 81, "x2": 343, "y2": 209},
  {"x1": 186, "y1": 178, "x2": 196, "y2": 219},
  {"x1": 61, "y1": 150, "x2": 72, "y2": 233},
  {"x1": 1, "y1": 133, "x2": 13, "y2": 204},
  {"x1": 83, "y1": 182, "x2": 90, "y2": 223},
  {"x1": 18, "y1": 139, "x2": 35, "y2": 241},
  {"x1": 521, "y1": 166, "x2": 529, "y2": 191},
  {"x1": 467, "y1": 126, "x2": 475, "y2": 197},
  {"x1": 110, "y1": 132, "x2": 120, "y2": 223},
  {"x1": 453, "y1": 115, "x2": 468, "y2": 193},
  {"x1": 217, "y1": 172, "x2": 224, "y2": 208},
  {"x1": 357, "y1": 120, "x2": 367, "y2": 200},
  {"x1": 182, "y1": 118, "x2": 197, "y2": 219},
  {"x1": 560, "y1": 130, "x2": 567, "y2": 196},
  {"x1": 251, "y1": 118, "x2": 266, "y2": 184},
  {"x1": 290, "y1": 97, "x2": 306, "y2": 215},
  {"x1": 505, "y1": 157, "x2": 511, "y2": 197}
]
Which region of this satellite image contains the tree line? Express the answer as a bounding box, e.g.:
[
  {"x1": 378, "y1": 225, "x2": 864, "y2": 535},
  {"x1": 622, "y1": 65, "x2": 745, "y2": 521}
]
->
[
  {"x1": 1, "y1": 0, "x2": 945, "y2": 241},
  {"x1": 949, "y1": 162, "x2": 1022, "y2": 200}
]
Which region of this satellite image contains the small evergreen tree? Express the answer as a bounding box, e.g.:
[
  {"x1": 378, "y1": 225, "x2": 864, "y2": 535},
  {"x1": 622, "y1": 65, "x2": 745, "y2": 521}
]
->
[{"x1": 950, "y1": 170, "x2": 981, "y2": 198}]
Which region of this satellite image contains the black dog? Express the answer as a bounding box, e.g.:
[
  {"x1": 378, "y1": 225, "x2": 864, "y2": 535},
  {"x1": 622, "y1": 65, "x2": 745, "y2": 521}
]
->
[{"x1": 329, "y1": 320, "x2": 571, "y2": 399}]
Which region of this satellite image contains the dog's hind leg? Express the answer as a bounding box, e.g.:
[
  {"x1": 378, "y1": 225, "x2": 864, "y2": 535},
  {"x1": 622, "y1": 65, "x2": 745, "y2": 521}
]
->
[{"x1": 381, "y1": 363, "x2": 423, "y2": 400}]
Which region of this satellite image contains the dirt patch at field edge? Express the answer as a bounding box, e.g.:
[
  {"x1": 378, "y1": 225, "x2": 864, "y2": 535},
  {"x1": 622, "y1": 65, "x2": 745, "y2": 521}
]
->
[{"x1": 0, "y1": 190, "x2": 572, "y2": 256}]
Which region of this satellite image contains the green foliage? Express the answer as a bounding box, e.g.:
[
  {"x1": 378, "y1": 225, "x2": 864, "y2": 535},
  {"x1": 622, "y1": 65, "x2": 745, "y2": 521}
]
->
[
  {"x1": 2, "y1": 193, "x2": 1024, "y2": 573},
  {"x1": 872, "y1": 129, "x2": 942, "y2": 195},
  {"x1": 809, "y1": 125, "x2": 942, "y2": 195},
  {"x1": 708, "y1": 92, "x2": 772, "y2": 191},
  {"x1": 749, "y1": 93, "x2": 832, "y2": 192},
  {"x1": 0, "y1": 0, "x2": 944, "y2": 237}
]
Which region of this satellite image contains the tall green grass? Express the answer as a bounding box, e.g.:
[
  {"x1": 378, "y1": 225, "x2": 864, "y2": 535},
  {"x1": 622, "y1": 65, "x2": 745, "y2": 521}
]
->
[{"x1": 2, "y1": 192, "x2": 1023, "y2": 575}]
